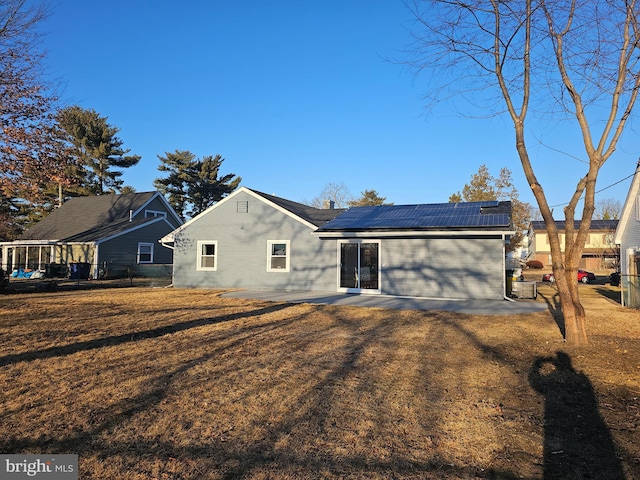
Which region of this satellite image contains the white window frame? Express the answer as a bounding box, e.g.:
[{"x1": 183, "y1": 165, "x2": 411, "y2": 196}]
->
[
  {"x1": 267, "y1": 240, "x2": 290, "y2": 272},
  {"x1": 145, "y1": 209, "x2": 167, "y2": 218},
  {"x1": 197, "y1": 241, "x2": 217, "y2": 271},
  {"x1": 137, "y1": 242, "x2": 154, "y2": 264}
]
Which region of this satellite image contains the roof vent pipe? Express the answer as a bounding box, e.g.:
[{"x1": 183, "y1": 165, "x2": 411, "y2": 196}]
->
[
  {"x1": 129, "y1": 209, "x2": 133, "y2": 222},
  {"x1": 323, "y1": 200, "x2": 335, "y2": 209}
]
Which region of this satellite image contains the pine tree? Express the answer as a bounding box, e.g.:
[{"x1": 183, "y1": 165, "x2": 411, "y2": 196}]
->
[
  {"x1": 154, "y1": 150, "x2": 241, "y2": 218},
  {"x1": 56, "y1": 106, "x2": 141, "y2": 194}
]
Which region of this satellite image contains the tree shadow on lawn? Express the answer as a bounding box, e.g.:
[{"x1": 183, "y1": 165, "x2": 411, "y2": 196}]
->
[
  {"x1": 529, "y1": 352, "x2": 626, "y2": 480},
  {"x1": 1, "y1": 306, "x2": 532, "y2": 479},
  {"x1": 536, "y1": 287, "x2": 565, "y2": 338},
  {"x1": 438, "y1": 315, "x2": 628, "y2": 480},
  {"x1": 0, "y1": 303, "x2": 631, "y2": 479},
  {"x1": 0, "y1": 303, "x2": 293, "y2": 367}
]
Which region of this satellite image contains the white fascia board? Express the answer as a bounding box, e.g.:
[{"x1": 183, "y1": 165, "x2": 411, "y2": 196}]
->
[
  {"x1": 165, "y1": 187, "x2": 318, "y2": 241},
  {"x1": 132, "y1": 192, "x2": 184, "y2": 228},
  {"x1": 244, "y1": 189, "x2": 318, "y2": 230},
  {"x1": 312, "y1": 229, "x2": 515, "y2": 238},
  {"x1": 164, "y1": 187, "x2": 248, "y2": 240},
  {"x1": 95, "y1": 217, "x2": 168, "y2": 245},
  {"x1": 614, "y1": 168, "x2": 640, "y2": 244}
]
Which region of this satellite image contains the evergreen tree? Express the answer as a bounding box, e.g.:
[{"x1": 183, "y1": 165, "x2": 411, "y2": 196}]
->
[
  {"x1": 154, "y1": 150, "x2": 194, "y2": 217},
  {"x1": 56, "y1": 106, "x2": 140, "y2": 194},
  {"x1": 348, "y1": 189, "x2": 393, "y2": 207},
  {"x1": 186, "y1": 155, "x2": 241, "y2": 217},
  {"x1": 450, "y1": 164, "x2": 531, "y2": 250},
  {"x1": 154, "y1": 150, "x2": 241, "y2": 218}
]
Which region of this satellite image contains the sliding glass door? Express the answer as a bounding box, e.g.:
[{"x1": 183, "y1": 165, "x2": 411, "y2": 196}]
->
[{"x1": 338, "y1": 240, "x2": 380, "y2": 293}]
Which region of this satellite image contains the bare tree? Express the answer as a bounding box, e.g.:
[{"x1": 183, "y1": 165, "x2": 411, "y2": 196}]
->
[
  {"x1": 305, "y1": 182, "x2": 354, "y2": 209},
  {"x1": 595, "y1": 197, "x2": 622, "y2": 220},
  {"x1": 408, "y1": 1, "x2": 640, "y2": 345}
]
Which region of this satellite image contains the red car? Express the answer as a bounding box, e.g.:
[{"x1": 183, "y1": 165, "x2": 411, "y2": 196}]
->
[{"x1": 541, "y1": 270, "x2": 596, "y2": 284}]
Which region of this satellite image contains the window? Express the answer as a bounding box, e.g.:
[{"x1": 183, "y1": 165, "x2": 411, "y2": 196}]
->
[
  {"x1": 137, "y1": 243, "x2": 154, "y2": 264},
  {"x1": 197, "y1": 241, "x2": 217, "y2": 271},
  {"x1": 145, "y1": 210, "x2": 167, "y2": 218},
  {"x1": 267, "y1": 240, "x2": 289, "y2": 272}
]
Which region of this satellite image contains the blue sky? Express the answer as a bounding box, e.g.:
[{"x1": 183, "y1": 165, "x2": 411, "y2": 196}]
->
[{"x1": 39, "y1": 1, "x2": 639, "y2": 210}]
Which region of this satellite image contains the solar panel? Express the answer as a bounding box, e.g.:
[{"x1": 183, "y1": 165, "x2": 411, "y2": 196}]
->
[{"x1": 317, "y1": 201, "x2": 511, "y2": 231}]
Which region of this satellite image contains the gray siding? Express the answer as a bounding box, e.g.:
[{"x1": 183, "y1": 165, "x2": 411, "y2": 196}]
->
[
  {"x1": 98, "y1": 220, "x2": 175, "y2": 267},
  {"x1": 619, "y1": 194, "x2": 640, "y2": 276},
  {"x1": 173, "y1": 191, "x2": 336, "y2": 290},
  {"x1": 380, "y1": 236, "x2": 505, "y2": 300},
  {"x1": 171, "y1": 190, "x2": 507, "y2": 299}
]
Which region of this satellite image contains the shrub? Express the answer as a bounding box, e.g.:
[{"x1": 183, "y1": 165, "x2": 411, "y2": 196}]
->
[{"x1": 526, "y1": 260, "x2": 544, "y2": 269}]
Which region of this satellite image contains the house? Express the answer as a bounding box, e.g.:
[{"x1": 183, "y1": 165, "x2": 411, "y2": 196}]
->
[
  {"x1": 162, "y1": 187, "x2": 514, "y2": 300},
  {"x1": 0, "y1": 192, "x2": 182, "y2": 279},
  {"x1": 614, "y1": 163, "x2": 640, "y2": 307},
  {"x1": 528, "y1": 219, "x2": 619, "y2": 271}
]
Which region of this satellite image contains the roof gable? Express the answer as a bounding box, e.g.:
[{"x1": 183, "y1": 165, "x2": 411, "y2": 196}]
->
[
  {"x1": 163, "y1": 187, "x2": 345, "y2": 243},
  {"x1": 20, "y1": 192, "x2": 176, "y2": 241},
  {"x1": 317, "y1": 201, "x2": 513, "y2": 232}
]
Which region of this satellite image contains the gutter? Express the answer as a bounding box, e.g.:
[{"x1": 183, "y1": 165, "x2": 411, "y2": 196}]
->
[
  {"x1": 159, "y1": 239, "x2": 174, "y2": 250},
  {"x1": 312, "y1": 229, "x2": 515, "y2": 238}
]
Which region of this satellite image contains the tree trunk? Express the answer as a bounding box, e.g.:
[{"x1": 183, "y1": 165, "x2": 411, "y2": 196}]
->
[
  {"x1": 554, "y1": 268, "x2": 589, "y2": 346},
  {"x1": 513, "y1": 121, "x2": 590, "y2": 346}
]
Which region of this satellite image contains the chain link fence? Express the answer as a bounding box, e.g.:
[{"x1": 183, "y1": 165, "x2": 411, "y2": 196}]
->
[{"x1": 2, "y1": 263, "x2": 173, "y2": 293}]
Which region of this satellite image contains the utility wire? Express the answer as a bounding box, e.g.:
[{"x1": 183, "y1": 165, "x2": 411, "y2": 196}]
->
[{"x1": 547, "y1": 168, "x2": 639, "y2": 209}]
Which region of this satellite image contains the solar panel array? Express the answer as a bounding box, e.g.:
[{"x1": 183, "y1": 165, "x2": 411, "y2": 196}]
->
[
  {"x1": 318, "y1": 201, "x2": 512, "y2": 231},
  {"x1": 530, "y1": 219, "x2": 618, "y2": 231}
]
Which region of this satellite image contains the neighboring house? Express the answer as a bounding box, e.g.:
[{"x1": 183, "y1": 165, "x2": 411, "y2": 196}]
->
[
  {"x1": 614, "y1": 163, "x2": 640, "y2": 307},
  {"x1": 0, "y1": 192, "x2": 182, "y2": 279},
  {"x1": 162, "y1": 187, "x2": 514, "y2": 300},
  {"x1": 528, "y1": 220, "x2": 619, "y2": 271}
]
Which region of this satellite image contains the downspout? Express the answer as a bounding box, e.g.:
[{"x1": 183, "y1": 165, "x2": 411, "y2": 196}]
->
[
  {"x1": 93, "y1": 243, "x2": 99, "y2": 280},
  {"x1": 503, "y1": 233, "x2": 516, "y2": 302},
  {"x1": 159, "y1": 239, "x2": 174, "y2": 288}
]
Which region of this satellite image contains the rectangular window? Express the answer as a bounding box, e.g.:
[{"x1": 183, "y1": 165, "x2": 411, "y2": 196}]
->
[
  {"x1": 137, "y1": 243, "x2": 154, "y2": 264},
  {"x1": 267, "y1": 240, "x2": 289, "y2": 272},
  {"x1": 145, "y1": 210, "x2": 167, "y2": 218},
  {"x1": 197, "y1": 241, "x2": 217, "y2": 271}
]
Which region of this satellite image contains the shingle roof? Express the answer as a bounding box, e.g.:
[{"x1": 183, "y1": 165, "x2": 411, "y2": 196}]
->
[
  {"x1": 530, "y1": 220, "x2": 618, "y2": 232},
  {"x1": 317, "y1": 201, "x2": 513, "y2": 232},
  {"x1": 249, "y1": 189, "x2": 346, "y2": 226},
  {"x1": 20, "y1": 192, "x2": 159, "y2": 241},
  {"x1": 61, "y1": 217, "x2": 160, "y2": 243}
]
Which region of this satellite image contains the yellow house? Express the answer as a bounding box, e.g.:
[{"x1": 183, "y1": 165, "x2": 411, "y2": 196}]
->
[{"x1": 528, "y1": 220, "x2": 619, "y2": 272}]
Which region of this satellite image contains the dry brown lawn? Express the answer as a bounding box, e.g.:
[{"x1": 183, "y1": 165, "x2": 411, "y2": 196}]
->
[{"x1": 0, "y1": 283, "x2": 638, "y2": 479}]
